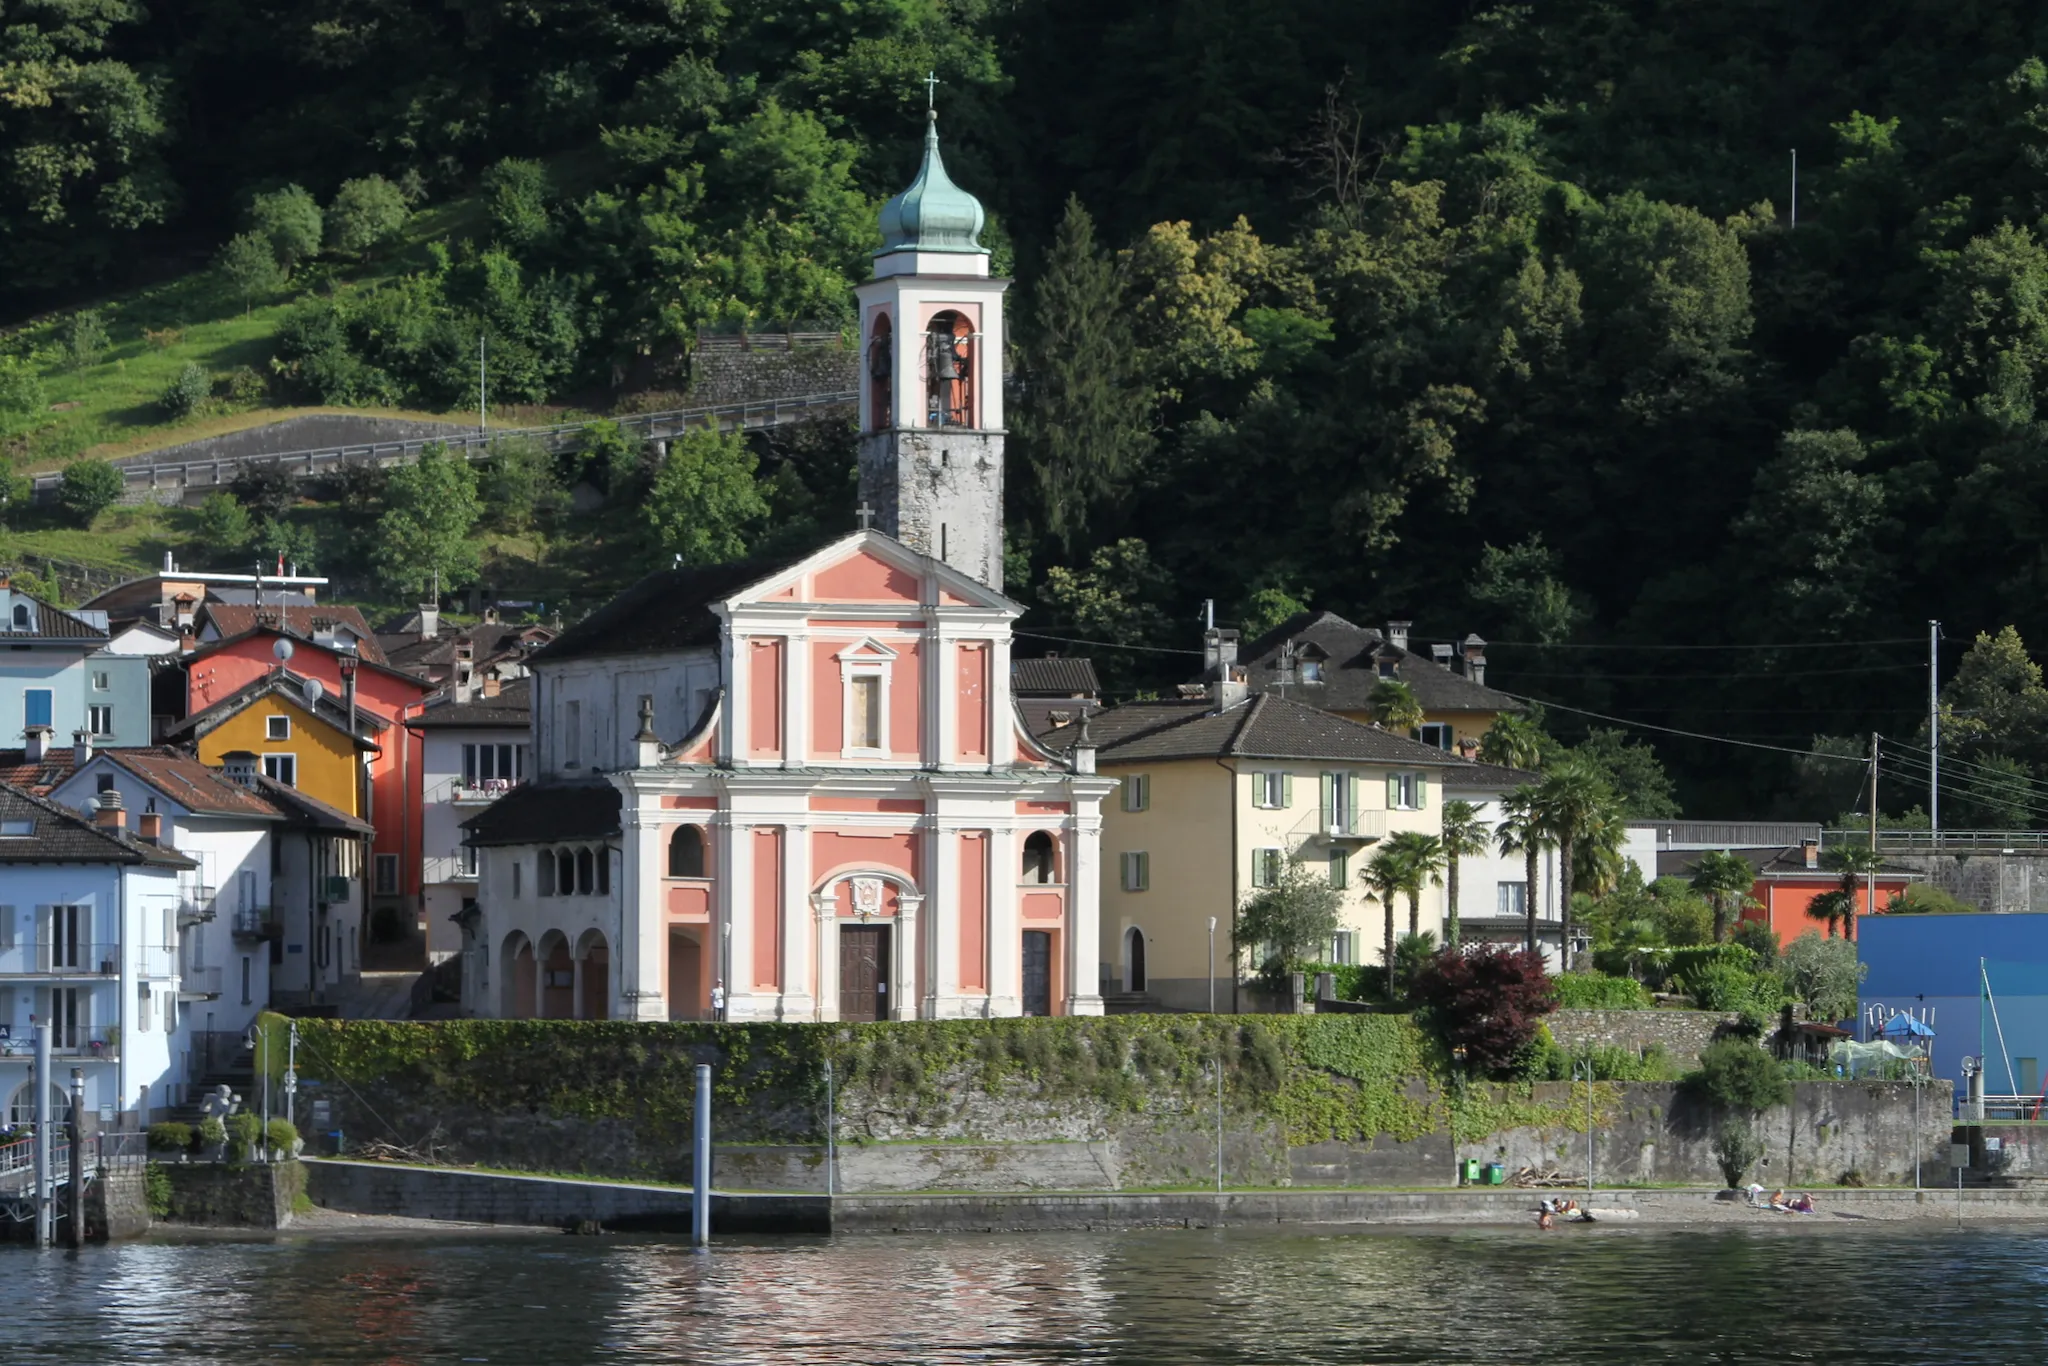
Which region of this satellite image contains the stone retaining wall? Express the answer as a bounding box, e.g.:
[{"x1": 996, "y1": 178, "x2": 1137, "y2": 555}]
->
[
  {"x1": 118, "y1": 415, "x2": 473, "y2": 469},
  {"x1": 1547, "y1": 1008, "x2": 1742, "y2": 1067},
  {"x1": 158, "y1": 1161, "x2": 305, "y2": 1228},
  {"x1": 685, "y1": 346, "x2": 855, "y2": 407},
  {"x1": 303, "y1": 1159, "x2": 823, "y2": 1233}
]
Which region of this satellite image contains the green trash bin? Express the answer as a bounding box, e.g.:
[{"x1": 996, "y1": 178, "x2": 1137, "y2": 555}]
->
[
  {"x1": 1485, "y1": 1162, "x2": 1506, "y2": 1186},
  {"x1": 1460, "y1": 1158, "x2": 1481, "y2": 1186}
]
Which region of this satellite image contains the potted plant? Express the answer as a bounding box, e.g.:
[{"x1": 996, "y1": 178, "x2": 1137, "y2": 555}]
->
[
  {"x1": 227, "y1": 1112, "x2": 261, "y2": 1164},
  {"x1": 265, "y1": 1118, "x2": 301, "y2": 1161},
  {"x1": 198, "y1": 1115, "x2": 227, "y2": 1162},
  {"x1": 147, "y1": 1121, "x2": 193, "y2": 1162}
]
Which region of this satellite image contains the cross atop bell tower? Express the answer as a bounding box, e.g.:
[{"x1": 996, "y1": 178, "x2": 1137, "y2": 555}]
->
[{"x1": 854, "y1": 102, "x2": 1009, "y2": 590}]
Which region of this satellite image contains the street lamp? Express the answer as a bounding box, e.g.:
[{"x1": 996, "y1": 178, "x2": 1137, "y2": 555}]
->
[{"x1": 1207, "y1": 917, "x2": 1217, "y2": 1013}]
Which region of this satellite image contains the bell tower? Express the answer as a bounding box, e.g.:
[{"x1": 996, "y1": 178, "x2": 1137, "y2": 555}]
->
[{"x1": 855, "y1": 101, "x2": 1008, "y2": 590}]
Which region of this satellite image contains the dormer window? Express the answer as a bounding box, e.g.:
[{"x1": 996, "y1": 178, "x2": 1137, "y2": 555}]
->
[
  {"x1": 11, "y1": 603, "x2": 29, "y2": 631},
  {"x1": 1376, "y1": 658, "x2": 1397, "y2": 679},
  {"x1": 1299, "y1": 660, "x2": 1324, "y2": 684}
]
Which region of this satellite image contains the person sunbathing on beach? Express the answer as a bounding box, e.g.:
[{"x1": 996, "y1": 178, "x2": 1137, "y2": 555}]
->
[
  {"x1": 1790, "y1": 1193, "x2": 1814, "y2": 1213},
  {"x1": 1768, "y1": 1189, "x2": 1791, "y2": 1212}
]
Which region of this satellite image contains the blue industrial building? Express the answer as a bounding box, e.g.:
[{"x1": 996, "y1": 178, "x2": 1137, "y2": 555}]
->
[{"x1": 1859, "y1": 912, "x2": 2048, "y2": 1106}]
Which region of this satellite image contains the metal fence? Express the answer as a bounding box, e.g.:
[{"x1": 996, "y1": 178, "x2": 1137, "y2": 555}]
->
[
  {"x1": 30, "y1": 390, "x2": 859, "y2": 499},
  {"x1": 1823, "y1": 828, "x2": 2048, "y2": 853}
]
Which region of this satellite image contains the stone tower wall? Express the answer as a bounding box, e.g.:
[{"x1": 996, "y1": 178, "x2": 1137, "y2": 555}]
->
[{"x1": 857, "y1": 429, "x2": 1005, "y2": 590}]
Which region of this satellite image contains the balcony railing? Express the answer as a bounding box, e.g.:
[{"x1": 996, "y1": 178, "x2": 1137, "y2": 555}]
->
[
  {"x1": 176, "y1": 966, "x2": 223, "y2": 1001},
  {"x1": 451, "y1": 777, "x2": 522, "y2": 805},
  {"x1": 231, "y1": 907, "x2": 280, "y2": 941},
  {"x1": 0, "y1": 1027, "x2": 119, "y2": 1059},
  {"x1": 177, "y1": 885, "x2": 217, "y2": 927},
  {"x1": 0, "y1": 943, "x2": 121, "y2": 978}
]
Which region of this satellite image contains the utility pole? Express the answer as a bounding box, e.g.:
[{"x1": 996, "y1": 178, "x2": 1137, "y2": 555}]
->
[
  {"x1": 1869, "y1": 733, "x2": 1881, "y2": 919},
  {"x1": 1789, "y1": 149, "x2": 1798, "y2": 228},
  {"x1": 1930, "y1": 620, "x2": 1942, "y2": 843},
  {"x1": 1207, "y1": 916, "x2": 1216, "y2": 1014},
  {"x1": 478, "y1": 333, "x2": 487, "y2": 437}
]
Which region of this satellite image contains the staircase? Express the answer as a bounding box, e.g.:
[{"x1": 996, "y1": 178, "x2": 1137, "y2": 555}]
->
[
  {"x1": 1101, "y1": 991, "x2": 1164, "y2": 1015},
  {"x1": 326, "y1": 971, "x2": 423, "y2": 1021},
  {"x1": 169, "y1": 1032, "x2": 255, "y2": 1129}
]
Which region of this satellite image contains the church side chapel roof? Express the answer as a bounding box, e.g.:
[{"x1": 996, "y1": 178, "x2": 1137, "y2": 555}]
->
[
  {"x1": 530, "y1": 558, "x2": 792, "y2": 665},
  {"x1": 1231, "y1": 611, "x2": 1521, "y2": 716},
  {"x1": 462, "y1": 780, "x2": 621, "y2": 846},
  {"x1": 1012, "y1": 656, "x2": 1100, "y2": 697}
]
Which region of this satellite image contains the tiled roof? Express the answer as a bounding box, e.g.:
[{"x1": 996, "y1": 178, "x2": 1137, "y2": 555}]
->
[
  {"x1": 1012, "y1": 656, "x2": 1100, "y2": 697},
  {"x1": 0, "y1": 749, "x2": 78, "y2": 794},
  {"x1": 199, "y1": 604, "x2": 386, "y2": 663},
  {"x1": 1094, "y1": 693, "x2": 1479, "y2": 766},
  {"x1": 102, "y1": 749, "x2": 284, "y2": 819},
  {"x1": 378, "y1": 621, "x2": 554, "y2": 678},
  {"x1": 0, "y1": 782, "x2": 197, "y2": 867},
  {"x1": 169, "y1": 669, "x2": 388, "y2": 745},
  {"x1": 408, "y1": 678, "x2": 532, "y2": 730},
  {"x1": 1232, "y1": 611, "x2": 1520, "y2": 716},
  {"x1": 1442, "y1": 760, "x2": 1539, "y2": 791},
  {"x1": 0, "y1": 587, "x2": 108, "y2": 641},
  {"x1": 1018, "y1": 696, "x2": 1101, "y2": 740},
  {"x1": 256, "y1": 776, "x2": 374, "y2": 834},
  {"x1": 531, "y1": 558, "x2": 791, "y2": 664},
  {"x1": 461, "y1": 780, "x2": 621, "y2": 846}
]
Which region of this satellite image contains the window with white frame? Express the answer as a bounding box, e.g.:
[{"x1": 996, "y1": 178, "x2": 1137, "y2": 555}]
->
[
  {"x1": 92, "y1": 671, "x2": 109, "y2": 692},
  {"x1": 1120, "y1": 850, "x2": 1150, "y2": 892},
  {"x1": 1252, "y1": 772, "x2": 1289, "y2": 809},
  {"x1": 1387, "y1": 771, "x2": 1425, "y2": 811},
  {"x1": 1121, "y1": 773, "x2": 1150, "y2": 812},
  {"x1": 1497, "y1": 881, "x2": 1528, "y2": 917},
  {"x1": 1329, "y1": 931, "x2": 1356, "y2": 965},
  {"x1": 267, "y1": 715, "x2": 291, "y2": 741},
  {"x1": 1252, "y1": 847, "x2": 1283, "y2": 888},
  {"x1": 848, "y1": 674, "x2": 883, "y2": 750},
  {"x1": 1322, "y1": 771, "x2": 1354, "y2": 833},
  {"x1": 262, "y1": 754, "x2": 296, "y2": 787},
  {"x1": 1419, "y1": 722, "x2": 1453, "y2": 751},
  {"x1": 456, "y1": 845, "x2": 478, "y2": 877},
  {"x1": 1298, "y1": 659, "x2": 1324, "y2": 684},
  {"x1": 462, "y1": 742, "x2": 523, "y2": 786},
  {"x1": 87, "y1": 705, "x2": 112, "y2": 736}
]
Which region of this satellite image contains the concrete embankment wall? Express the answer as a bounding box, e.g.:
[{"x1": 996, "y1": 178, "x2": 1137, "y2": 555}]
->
[
  {"x1": 158, "y1": 1161, "x2": 306, "y2": 1228},
  {"x1": 115, "y1": 415, "x2": 473, "y2": 470},
  {"x1": 303, "y1": 1159, "x2": 824, "y2": 1232}
]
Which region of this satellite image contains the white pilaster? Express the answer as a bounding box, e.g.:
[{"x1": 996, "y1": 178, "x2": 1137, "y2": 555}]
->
[
  {"x1": 813, "y1": 889, "x2": 840, "y2": 1022},
  {"x1": 1066, "y1": 793, "x2": 1105, "y2": 1016},
  {"x1": 893, "y1": 893, "x2": 923, "y2": 1020},
  {"x1": 929, "y1": 823, "x2": 960, "y2": 1016},
  {"x1": 618, "y1": 791, "x2": 669, "y2": 1020},
  {"x1": 781, "y1": 824, "x2": 815, "y2": 1020},
  {"x1": 987, "y1": 826, "x2": 1021, "y2": 1017}
]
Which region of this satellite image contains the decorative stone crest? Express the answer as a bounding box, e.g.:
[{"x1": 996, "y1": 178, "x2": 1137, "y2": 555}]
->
[{"x1": 850, "y1": 876, "x2": 884, "y2": 919}]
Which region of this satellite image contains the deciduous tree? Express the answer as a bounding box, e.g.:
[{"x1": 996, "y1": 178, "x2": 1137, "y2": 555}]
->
[{"x1": 372, "y1": 443, "x2": 482, "y2": 595}]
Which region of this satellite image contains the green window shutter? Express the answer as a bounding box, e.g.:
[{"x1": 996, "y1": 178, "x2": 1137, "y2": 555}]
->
[
  {"x1": 1281, "y1": 773, "x2": 1293, "y2": 808},
  {"x1": 1386, "y1": 772, "x2": 1400, "y2": 808},
  {"x1": 1319, "y1": 772, "x2": 1333, "y2": 831},
  {"x1": 1253, "y1": 773, "x2": 1269, "y2": 809},
  {"x1": 1346, "y1": 773, "x2": 1359, "y2": 825},
  {"x1": 1416, "y1": 773, "x2": 1429, "y2": 809},
  {"x1": 1137, "y1": 851, "x2": 1150, "y2": 891},
  {"x1": 1329, "y1": 850, "x2": 1347, "y2": 890}
]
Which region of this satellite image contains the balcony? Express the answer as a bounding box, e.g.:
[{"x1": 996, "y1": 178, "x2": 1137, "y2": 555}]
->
[
  {"x1": 451, "y1": 777, "x2": 521, "y2": 806},
  {"x1": 1313, "y1": 810, "x2": 1388, "y2": 844},
  {"x1": 0, "y1": 943, "x2": 121, "y2": 979},
  {"x1": 0, "y1": 1027, "x2": 119, "y2": 1060},
  {"x1": 176, "y1": 966, "x2": 223, "y2": 1001},
  {"x1": 231, "y1": 907, "x2": 281, "y2": 942},
  {"x1": 177, "y1": 885, "x2": 217, "y2": 928}
]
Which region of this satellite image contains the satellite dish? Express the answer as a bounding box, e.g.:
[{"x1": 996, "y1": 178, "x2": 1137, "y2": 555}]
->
[
  {"x1": 302, "y1": 678, "x2": 325, "y2": 709},
  {"x1": 273, "y1": 639, "x2": 295, "y2": 663}
]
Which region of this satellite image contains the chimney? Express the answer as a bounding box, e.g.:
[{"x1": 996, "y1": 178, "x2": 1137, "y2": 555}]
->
[
  {"x1": 632, "y1": 694, "x2": 662, "y2": 767},
  {"x1": 1202, "y1": 627, "x2": 1240, "y2": 677},
  {"x1": 73, "y1": 728, "x2": 92, "y2": 768},
  {"x1": 221, "y1": 751, "x2": 259, "y2": 788},
  {"x1": 1462, "y1": 633, "x2": 1488, "y2": 685},
  {"x1": 94, "y1": 787, "x2": 125, "y2": 831},
  {"x1": 1386, "y1": 620, "x2": 1412, "y2": 651},
  {"x1": 1802, "y1": 839, "x2": 1819, "y2": 870},
  {"x1": 483, "y1": 606, "x2": 501, "y2": 625},
  {"x1": 23, "y1": 725, "x2": 51, "y2": 763},
  {"x1": 139, "y1": 811, "x2": 162, "y2": 845},
  {"x1": 418, "y1": 604, "x2": 440, "y2": 641},
  {"x1": 1431, "y1": 642, "x2": 1454, "y2": 668},
  {"x1": 482, "y1": 674, "x2": 502, "y2": 699},
  {"x1": 163, "y1": 550, "x2": 175, "y2": 572}
]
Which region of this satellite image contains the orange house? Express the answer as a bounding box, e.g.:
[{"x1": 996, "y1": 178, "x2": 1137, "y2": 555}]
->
[{"x1": 1738, "y1": 844, "x2": 1917, "y2": 942}]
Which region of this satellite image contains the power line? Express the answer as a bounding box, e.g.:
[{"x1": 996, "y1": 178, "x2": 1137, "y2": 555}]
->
[
  {"x1": 1480, "y1": 637, "x2": 1930, "y2": 652},
  {"x1": 1013, "y1": 630, "x2": 1203, "y2": 656},
  {"x1": 1501, "y1": 663, "x2": 1927, "y2": 681},
  {"x1": 1490, "y1": 689, "x2": 1869, "y2": 762}
]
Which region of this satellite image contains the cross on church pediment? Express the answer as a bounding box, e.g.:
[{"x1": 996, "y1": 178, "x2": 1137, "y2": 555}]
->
[{"x1": 857, "y1": 502, "x2": 875, "y2": 531}]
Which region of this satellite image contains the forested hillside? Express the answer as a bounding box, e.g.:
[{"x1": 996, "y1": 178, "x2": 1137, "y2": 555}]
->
[{"x1": 12, "y1": 0, "x2": 2048, "y2": 818}]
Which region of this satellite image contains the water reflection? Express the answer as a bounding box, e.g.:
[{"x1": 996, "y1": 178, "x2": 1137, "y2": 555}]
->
[{"x1": 3, "y1": 1224, "x2": 2046, "y2": 1364}]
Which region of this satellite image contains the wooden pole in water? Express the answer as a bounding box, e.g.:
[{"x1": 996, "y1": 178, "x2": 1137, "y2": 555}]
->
[{"x1": 65, "y1": 1067, "x2": 83, "y2": 1249}]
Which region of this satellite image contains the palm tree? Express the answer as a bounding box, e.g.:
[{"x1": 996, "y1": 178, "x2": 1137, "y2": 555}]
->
[
  {"x1": 1496, "y1": 785, "x2": 1552, "y2": 957},
  {"x1": 1361, "y1": 845, "x2": 1411, "y2": 1003},
  {"x1": 1571, "y1": 799, "x2": 1628, "y2": 898},
  {"x1": 1384, "y1": 830, "x2": 1447, "y2": 937},
  {"x1": 1532, "y1": 760, "x2": 1618, "y2": 972},
  {"x1": 1689, "y1": 849, "x2": 1759, "y2": 942},
  {"x1": 1368, "y1": 679, "x2": 1425, "y2": 734},
  {"x1": 1822, "y1": 845, "x2": 1885, "y2": 941},
  {"x1": 1439, "y1": 799, "x2": 1492, "y2": 950},
  {"x1": 1806, "y1": 888, "x2": 1854, "y2": 938},
  {"x1": 1478, "y1": 712, "x2": 1547, "y2": 770}
]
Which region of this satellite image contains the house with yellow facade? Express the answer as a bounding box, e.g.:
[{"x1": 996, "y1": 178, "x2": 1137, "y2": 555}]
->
[
  {"x1": 1085, "y1": 689, "x2": 1475, "y2": 1012},
  {"x1": 1226, "y1": 613, "x2": 1519, "y2": 752},
  {"x1": 169, "y1": 670, "x2": 383, "y2": 821}
]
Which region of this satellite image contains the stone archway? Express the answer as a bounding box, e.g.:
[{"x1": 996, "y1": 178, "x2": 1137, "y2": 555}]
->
[
  {"x1": 537, "y1": 930, "x2": 573, "y2": 1019},
  {"x1": 500, "y1": 931, "x2": 536, "y2": 1018},
  {"x1": 809, "y1": 869, "x2": 924, "y2": 1022},
  {"x1": 575, "y1": 928, "x2": 610, "y2": 1021}
]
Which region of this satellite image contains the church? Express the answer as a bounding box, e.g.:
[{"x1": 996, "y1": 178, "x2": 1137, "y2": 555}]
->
[{"x1": 460, "y1": 108, "x2": 1115, "y2": 1022}]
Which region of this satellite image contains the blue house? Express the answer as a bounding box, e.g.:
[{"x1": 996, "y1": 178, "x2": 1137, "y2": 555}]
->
[
  {"x1": 1859, "y1": 912, "x2": 2048, "y2": 1105},
  {"x1": 0, "y1": 576, "x2": 150, "y2": 752}
]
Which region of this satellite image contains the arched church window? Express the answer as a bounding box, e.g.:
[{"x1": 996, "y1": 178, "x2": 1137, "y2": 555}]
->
[
  {"x1": 669, "y1": 825, "x2": 706, "y2": 878},
  {"x1": 925, "y1": 311, "x2": 973, "y2": 428},
  {"x1": 867, "y1": 313, "x2": 893, "y2": 431},
  {"x1": 1023, "y1": 831, "x2": 1056, "y2": 884}
]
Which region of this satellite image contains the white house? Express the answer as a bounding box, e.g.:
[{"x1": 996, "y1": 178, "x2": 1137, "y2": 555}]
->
[
  {"x1": 1443, "y1": 764, "x2": 1567, "y2": 970},
  {"x1": 48, "y1": 749, "x2": 282, "y2": 1111},
  {"x1": 0, "y1": 782, "x2": 193, "y2": 1128},
  {"x1": 408, "y1": 677, "x2": 531, "y2": 970}
]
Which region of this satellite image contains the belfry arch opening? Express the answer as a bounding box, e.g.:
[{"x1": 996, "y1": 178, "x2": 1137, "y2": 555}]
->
[
  {"x1": 925, "y1": 311, "x2": 973, "y2": 428},
  {"x1": 867, "y1": 312, "x2": 893, "y2": 431}
]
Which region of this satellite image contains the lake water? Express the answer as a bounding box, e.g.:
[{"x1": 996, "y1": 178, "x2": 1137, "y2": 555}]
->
[{"x1": 5, "y1": 1223, "x2": 2044, "y2": 1363}]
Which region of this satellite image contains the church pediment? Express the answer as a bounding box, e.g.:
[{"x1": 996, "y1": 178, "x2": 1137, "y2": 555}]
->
[{"x1": 721, "y1": 531, "x2": 1018, "y2": 615}]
